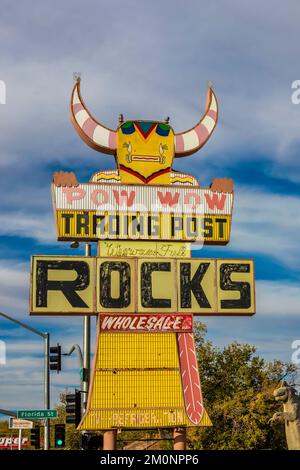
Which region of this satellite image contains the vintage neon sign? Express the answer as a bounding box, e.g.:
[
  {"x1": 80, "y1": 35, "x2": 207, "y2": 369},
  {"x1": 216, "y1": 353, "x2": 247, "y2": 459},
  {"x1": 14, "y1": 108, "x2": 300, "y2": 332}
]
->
[{"x1": 29, "y1": 78, "x2": 254, "y2": 431}]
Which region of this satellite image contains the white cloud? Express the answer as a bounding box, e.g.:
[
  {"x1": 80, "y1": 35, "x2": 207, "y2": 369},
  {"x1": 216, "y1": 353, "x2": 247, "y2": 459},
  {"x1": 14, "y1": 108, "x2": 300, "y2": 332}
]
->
[
  {"x1": 229, "y1": 186, "x2": 300, "y2": 269},
  {"x1": 0, "y1": 212, "x2": 55, "y2": 244},
  {"x1": 256, "y1": 280, "x2": 300, "y2": 316},
  {"x1": 0, "y1": 0, "x2": 299, "y2": 173}
]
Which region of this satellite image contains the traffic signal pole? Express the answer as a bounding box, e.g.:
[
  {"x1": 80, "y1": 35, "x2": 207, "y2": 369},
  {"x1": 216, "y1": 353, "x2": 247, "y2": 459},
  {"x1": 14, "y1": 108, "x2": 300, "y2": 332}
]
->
[{"x1": 0, "y1": 312, "x2": 50, "y2": 450}]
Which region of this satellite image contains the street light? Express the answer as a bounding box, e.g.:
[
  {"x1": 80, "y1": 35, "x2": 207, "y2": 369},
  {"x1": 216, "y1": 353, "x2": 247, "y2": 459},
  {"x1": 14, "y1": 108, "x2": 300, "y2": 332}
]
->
[{"x1": 0, "y1": 311, "x2": 50, "y2": 450}]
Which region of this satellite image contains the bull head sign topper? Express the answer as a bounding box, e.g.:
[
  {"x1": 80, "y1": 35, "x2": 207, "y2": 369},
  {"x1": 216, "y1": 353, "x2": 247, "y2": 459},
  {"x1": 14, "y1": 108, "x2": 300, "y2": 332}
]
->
[{"x1": 54, "y1": 79, "x2": 233, "y2": 191}]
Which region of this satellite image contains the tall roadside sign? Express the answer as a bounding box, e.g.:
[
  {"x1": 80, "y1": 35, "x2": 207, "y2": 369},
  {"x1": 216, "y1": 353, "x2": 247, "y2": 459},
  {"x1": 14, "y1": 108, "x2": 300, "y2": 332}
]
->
[{"x1": 29, "y1": 78, "x2": 255, "y2": 447}]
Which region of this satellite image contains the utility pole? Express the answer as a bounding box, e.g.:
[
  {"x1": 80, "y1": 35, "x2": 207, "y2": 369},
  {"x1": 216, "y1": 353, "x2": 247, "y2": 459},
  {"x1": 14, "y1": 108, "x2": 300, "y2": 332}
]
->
[
  {"x1": 82, "y1": 243, "x2": 91, "y2": 411},
  {"x1": 63, "y1": 344, "x2": 83, "y2": 382},
  {"x1": 44, "y1": 333, "x2": 50, "y2": 450},
  {"x1": 18, "y1": 429, "x2": 22, "y2": 451},
  {"x1": 0, "y1": 311, "x2": 50, "y2": 450},
  {"x1": 173, "y1": 428, "x2": 186, "y2": 450}
]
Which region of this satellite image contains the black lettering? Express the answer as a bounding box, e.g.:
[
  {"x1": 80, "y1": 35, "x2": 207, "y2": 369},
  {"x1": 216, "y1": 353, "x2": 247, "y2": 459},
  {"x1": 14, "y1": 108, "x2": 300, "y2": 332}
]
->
[
  {"x1": 76, "y1": 214, "x2": 89, "y2": 235},
  {"x1": 220, "y1": 263, "x2": 251, "y2": 309},
  {"x1": 100, "y1": 261, "x2": 130, "y2": 308},
  {"x1": 141, "y1": 262, "x2": 171, "y2": 308},
  {"x1": 202, "y1": 217, "x2": 213, "y2": 238},
  {"x1": 92, "y1": 214, "x2": 105, "y2": 235},
  {"x1": 186, "y1": 217, "x2": 198, "y2": 237},
  {"x1": 180, "y1": 262, "x2": 210, "y2": 308},
  {"x1": 215, "y1": 218, "x2": 227, "y2": 238},
  {"x1": 148, "y1": 215, "x2": 159, "y2": 237},
  {"x1": 108, "y1": 215, "x2": 120, "y2": 236},
  {"x1": 36, "y1": 260, "x2": 89, "y2": 308},
  {"x1": 131, "y1": 215, "x2": 144, "y2": 236},
  {"x1": 61, "y1": 213, "x2": 74, "y2": 234},
  {"x1": 171, "y1": 216, "x2": 183, "y2": 237}
]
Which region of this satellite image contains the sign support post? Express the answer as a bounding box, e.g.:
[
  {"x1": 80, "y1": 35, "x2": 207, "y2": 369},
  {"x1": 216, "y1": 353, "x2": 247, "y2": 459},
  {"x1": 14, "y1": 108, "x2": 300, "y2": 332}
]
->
[
  {"x1": 173, "y1": 428, "x2": 186, "y2": 450},
  {"x1": 18, "y1": 429, "x2": 22, "y2": 451},
  {"x1": 103, "y1": 430, "x2": 117, "y2": 450},
  {"x1": 44, "y1": 332, "x2": 50, "y2": 450},
  {"x1": 82, "y1": 243, "x2": 91, "y2": 411}
]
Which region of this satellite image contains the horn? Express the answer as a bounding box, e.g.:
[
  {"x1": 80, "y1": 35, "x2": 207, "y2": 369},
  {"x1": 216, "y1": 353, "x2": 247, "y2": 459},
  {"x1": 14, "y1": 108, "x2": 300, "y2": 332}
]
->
[
  {"x1": 175, "y1": 86, "x2": 218, "y2": 157},
  {"x1": 70, "y1": 79, "x2": 117, "y2": 155}
]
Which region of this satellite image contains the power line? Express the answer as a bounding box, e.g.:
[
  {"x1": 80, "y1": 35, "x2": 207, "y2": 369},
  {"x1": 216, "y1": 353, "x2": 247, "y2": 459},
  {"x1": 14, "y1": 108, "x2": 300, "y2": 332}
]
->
[{"x1": 0, "y1": 383, "x2": 44, "y2": 386}]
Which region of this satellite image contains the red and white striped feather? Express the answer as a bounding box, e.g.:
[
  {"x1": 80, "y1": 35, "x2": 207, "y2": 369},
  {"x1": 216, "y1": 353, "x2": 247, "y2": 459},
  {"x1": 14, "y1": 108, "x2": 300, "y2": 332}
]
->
[{"x1": 177, "y1": 332, "x2": 204, "y2": 425}]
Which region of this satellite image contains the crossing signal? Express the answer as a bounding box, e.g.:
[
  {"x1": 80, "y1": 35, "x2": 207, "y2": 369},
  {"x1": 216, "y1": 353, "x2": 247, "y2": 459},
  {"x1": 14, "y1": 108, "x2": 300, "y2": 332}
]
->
[
  {"x1": 30, "y1": 426, "x2": 40, "y2": 449},
  {"x1": 49, "y1": 343, "x2": 61, "y2": 373},
  {"x1": 54, "y1": 424, "x2": 66, "y2": 448},
  {"x1": 66, "y1": 389, "x2": 81, "y2": 426}
]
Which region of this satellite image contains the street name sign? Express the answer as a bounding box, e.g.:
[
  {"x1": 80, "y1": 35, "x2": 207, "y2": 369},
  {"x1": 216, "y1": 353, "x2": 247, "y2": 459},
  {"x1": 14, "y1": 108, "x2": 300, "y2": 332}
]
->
[{"x1": 17, "y1": 410, "x2": 57, "y2": 419}]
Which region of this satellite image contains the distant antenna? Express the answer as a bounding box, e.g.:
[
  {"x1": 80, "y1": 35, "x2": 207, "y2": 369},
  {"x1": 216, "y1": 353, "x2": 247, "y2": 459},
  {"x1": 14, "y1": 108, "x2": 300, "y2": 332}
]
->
[
  {"x1": 73, "y1": 72, "x2": 81, "y2": 82},
  {"x1": 207, "y1": 80, "x2": 214, "y2": 89}
]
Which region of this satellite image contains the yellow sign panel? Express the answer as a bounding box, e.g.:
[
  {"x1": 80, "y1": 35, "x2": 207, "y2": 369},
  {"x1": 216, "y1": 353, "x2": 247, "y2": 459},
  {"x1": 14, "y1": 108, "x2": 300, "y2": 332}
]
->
[
  {"x1": 30, "y1": 256, "x2": 95, "y2": 315},
  {"x1": 79, "y1": 328, "x2": 212, "y2": 430},
  {"x1": 98, "y1": 241, "x2": 191, "y2": 258},
  {"x1": 216, "y1": 259, "x2": 256, "y2": 315},
  {"x1": 177, "y1": 259, "x2": 217, "y2": 314},
  {"x1": 96, "y1": 257, "x2": 136, "y2": 313},
  {"x1": 56, "y1": 210, "x2": 232, "y2": 244},
  {"x1": 137, "y1": 258, "x2": 177, "y2": 313},
  {"x1": 30, "y1": 256, "x2": 255, "y2": 316}
]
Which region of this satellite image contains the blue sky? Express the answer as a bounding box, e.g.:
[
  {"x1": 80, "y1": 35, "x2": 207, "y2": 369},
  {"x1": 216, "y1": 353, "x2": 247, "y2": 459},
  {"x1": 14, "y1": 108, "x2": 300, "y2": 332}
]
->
[{"x1": 0, "y1": 0, "x2": 300, "y2": 412}]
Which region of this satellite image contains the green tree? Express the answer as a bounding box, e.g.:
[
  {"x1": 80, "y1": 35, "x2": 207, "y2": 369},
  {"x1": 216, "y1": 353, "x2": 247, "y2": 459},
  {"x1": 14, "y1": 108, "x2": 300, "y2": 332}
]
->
[{"x1": 187, "y1": 322, "x2": 297, "y2": 450}]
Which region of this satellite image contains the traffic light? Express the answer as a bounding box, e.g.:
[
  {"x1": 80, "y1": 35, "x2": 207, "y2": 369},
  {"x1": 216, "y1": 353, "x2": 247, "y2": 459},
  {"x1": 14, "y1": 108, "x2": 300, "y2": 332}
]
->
[
  {"x1": 30, "y1": 426, "x2": 40, "y2": 449},
  {"x1": 49, "y1": 343, "x2": 61, "y2": 373},
  {"x1": 54, "y1": 424, "x2": 66, "y2": 448},
  {"x1": 80, "y1": 433, "x2": 103, "y2": 450},
  {"x1": 66, "y1": 389, "x2": 81, "y2": 426}
]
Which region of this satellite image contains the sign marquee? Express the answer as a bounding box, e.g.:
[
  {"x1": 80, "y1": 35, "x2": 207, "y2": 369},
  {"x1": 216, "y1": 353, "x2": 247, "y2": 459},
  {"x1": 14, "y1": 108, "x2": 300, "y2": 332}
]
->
[
  {"x1": 30, "y1": 256, "x2": 255, "y2": 316},
  {"x1": 52, "y1": 183, "x2": 233, "y2": 244}
]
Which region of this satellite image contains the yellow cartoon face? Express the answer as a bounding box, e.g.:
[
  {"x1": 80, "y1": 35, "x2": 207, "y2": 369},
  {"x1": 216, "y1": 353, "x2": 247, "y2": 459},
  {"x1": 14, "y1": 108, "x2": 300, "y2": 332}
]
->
[{"x1": 117, "y1": 121, "x2": 174, "y2": 185}]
